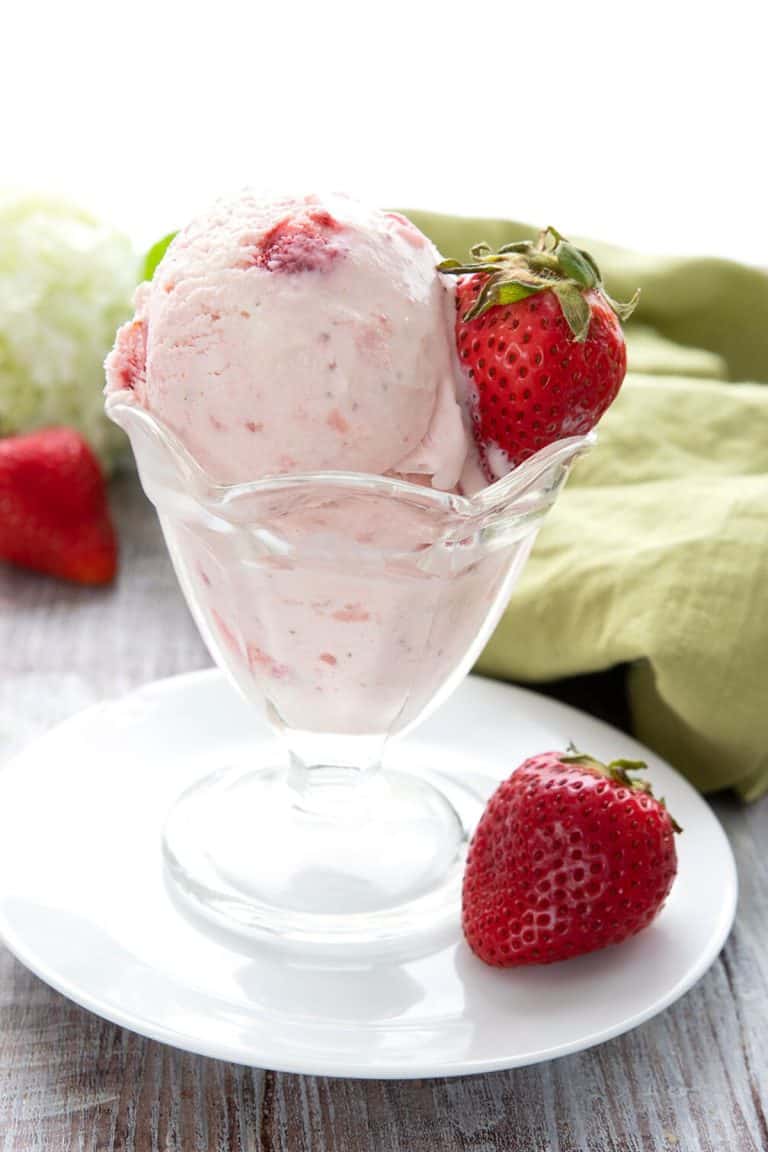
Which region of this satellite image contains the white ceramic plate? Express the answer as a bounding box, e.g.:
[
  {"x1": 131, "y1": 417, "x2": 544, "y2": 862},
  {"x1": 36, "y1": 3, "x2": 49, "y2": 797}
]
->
[{"x1": 0, "y1": 671, "x2": 737, "y2": 1079}]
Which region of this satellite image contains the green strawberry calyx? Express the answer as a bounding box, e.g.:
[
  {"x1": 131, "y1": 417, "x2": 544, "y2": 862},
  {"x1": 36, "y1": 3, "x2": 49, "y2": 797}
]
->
[
  {"x1": 438, "y1": 226, "x2": 639, "y2": 342},
  {"x1": 562, "y1": 744, "x2": 683, "y2": 833}
]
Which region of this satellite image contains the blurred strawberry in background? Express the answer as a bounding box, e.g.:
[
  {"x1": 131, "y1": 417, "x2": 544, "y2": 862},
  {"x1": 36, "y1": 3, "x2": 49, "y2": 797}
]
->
[
  {"x1": 0, "y1": 195, "x2": 136, "y2": 583},
  {"x1": 0, "y1": 428, "x2": 117, "y2": 584}
]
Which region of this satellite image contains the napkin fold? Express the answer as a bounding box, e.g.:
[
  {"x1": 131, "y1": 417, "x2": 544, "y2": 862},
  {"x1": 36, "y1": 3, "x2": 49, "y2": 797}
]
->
[{"x1": 408, "y1": 210, "x2": 768, "y2": 801}]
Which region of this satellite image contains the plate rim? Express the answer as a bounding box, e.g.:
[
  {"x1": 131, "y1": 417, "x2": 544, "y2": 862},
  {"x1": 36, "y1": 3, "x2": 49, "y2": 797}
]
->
[{"x1": 0, "y1": 669, "x2": 739, "y2": 1079}]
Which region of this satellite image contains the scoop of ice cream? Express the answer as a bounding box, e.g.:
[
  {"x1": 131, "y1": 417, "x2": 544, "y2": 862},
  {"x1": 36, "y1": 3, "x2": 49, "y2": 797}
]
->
[{"x1": 106, "y1": 193, "x2": 469, "y2": 488}]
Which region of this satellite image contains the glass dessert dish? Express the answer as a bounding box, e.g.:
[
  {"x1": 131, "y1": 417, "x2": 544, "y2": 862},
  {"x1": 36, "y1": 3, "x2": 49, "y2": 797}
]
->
[{"x1": 107, "y1": 390, "x2": 593, "y2": 946}]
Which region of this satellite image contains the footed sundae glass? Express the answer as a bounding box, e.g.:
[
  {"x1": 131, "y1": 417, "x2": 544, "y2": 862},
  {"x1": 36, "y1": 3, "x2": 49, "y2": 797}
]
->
[{"x1": 108, "y1": 390, "x2": 592, "y2": 946}]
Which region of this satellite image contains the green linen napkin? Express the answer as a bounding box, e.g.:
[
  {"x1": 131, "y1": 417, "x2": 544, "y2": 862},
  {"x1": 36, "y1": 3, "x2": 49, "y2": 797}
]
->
[{"x1": 408, "y1": 210, "x2": 768, "y2": 801}]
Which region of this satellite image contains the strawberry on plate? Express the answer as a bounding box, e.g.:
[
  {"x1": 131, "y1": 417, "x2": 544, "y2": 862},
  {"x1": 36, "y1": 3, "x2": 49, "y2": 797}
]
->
[
  {"x1": 0, "y1": 427, "x2": 117, "y2": 585},
  {"x1": 462, "y1": 748, "x2": 680, "y2": 967},
  {"x1": 439, "y1": 228, "x2": 638, "y2": 477}
]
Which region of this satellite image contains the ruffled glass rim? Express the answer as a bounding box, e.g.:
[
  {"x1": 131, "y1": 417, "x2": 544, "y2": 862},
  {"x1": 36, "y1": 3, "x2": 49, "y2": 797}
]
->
[{"x1": 106, "y1": 389, "x2": 595, "y2": 522}]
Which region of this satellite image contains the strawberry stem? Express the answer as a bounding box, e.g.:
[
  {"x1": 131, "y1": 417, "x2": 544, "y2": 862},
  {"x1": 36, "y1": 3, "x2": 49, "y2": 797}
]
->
[
  {"x1": 562, "y1": 745, "x2": 683, "y2": 832},
  {"x1": 437, "y1": 226, "x2": 639, "y2": 339}
]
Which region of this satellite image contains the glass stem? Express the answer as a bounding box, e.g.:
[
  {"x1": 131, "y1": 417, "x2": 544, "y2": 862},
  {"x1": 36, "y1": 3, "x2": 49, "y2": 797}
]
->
[{"x1": 278, "y1": 727, "x2": 387, "y2": 816}]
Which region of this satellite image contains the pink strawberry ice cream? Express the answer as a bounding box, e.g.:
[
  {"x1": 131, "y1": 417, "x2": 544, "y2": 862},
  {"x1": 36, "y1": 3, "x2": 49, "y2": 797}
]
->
[
  {"x1": 106, "y1": 192, "x2": 470, "y2": 489},
  {"x1": 105, "y1": 192, "x2": 552, "y2": 739}
]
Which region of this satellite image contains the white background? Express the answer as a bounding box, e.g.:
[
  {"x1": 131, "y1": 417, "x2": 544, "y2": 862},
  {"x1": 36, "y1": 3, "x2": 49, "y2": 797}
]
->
[{"x1": 3, "y1": 1, "x2": 764, "y2": 262}]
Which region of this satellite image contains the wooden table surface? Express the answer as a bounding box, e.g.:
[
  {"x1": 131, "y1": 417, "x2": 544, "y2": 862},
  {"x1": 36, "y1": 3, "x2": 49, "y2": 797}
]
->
[{"x1": 1, "y1": 475, "x2": 766, "y2": 1152}]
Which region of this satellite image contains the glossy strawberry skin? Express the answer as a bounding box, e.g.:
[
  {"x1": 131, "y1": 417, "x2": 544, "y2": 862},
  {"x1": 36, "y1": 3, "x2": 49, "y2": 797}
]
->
[
  {"x1": 462, "y1": 751, "x2": 678, "y2": 967},
  {"x1": 0, "y1": 428, "x2": 117, "y2": 585},
  {"x1": 453, "y1": 281, "x2": 626, "y2": 473}
]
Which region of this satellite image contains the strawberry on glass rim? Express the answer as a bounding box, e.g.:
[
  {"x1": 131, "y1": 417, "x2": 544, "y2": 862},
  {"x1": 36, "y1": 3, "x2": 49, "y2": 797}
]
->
[{"x1": 439, "y1": 227, "x2": 639, "y2": 479}]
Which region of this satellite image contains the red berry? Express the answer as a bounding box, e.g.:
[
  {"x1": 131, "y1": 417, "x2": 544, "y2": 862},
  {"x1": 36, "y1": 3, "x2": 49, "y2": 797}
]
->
[
  {"x1": 439, "y1": 228, "x2": 636, "y2": 478},
  {"x1": 455, "y1": 282, "x2": 626, "y2": 472},
  {"x1": 0, "y1": 428, "x2": 117, "y2": 585},
  {"x1": 462, "y1": 750, "x2": 680, "y2": 967}
]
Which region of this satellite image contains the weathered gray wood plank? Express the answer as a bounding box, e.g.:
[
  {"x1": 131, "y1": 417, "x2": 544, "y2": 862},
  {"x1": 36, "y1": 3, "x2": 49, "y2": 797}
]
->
[{"x1": 1, "y1": 475, "x2": 766, "y2": 1152}]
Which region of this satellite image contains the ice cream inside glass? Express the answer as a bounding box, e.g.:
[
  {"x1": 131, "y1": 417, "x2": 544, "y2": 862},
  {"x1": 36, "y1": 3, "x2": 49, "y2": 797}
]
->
[{"x1": 106, "y1": 193, "x2": 591, "y2": 945}]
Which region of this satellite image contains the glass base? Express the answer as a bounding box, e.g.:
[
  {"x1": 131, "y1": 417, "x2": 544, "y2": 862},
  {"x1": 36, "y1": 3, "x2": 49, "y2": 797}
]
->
[{"x1": 162, "y1": 759, "x2": 479, "y2": 947}]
